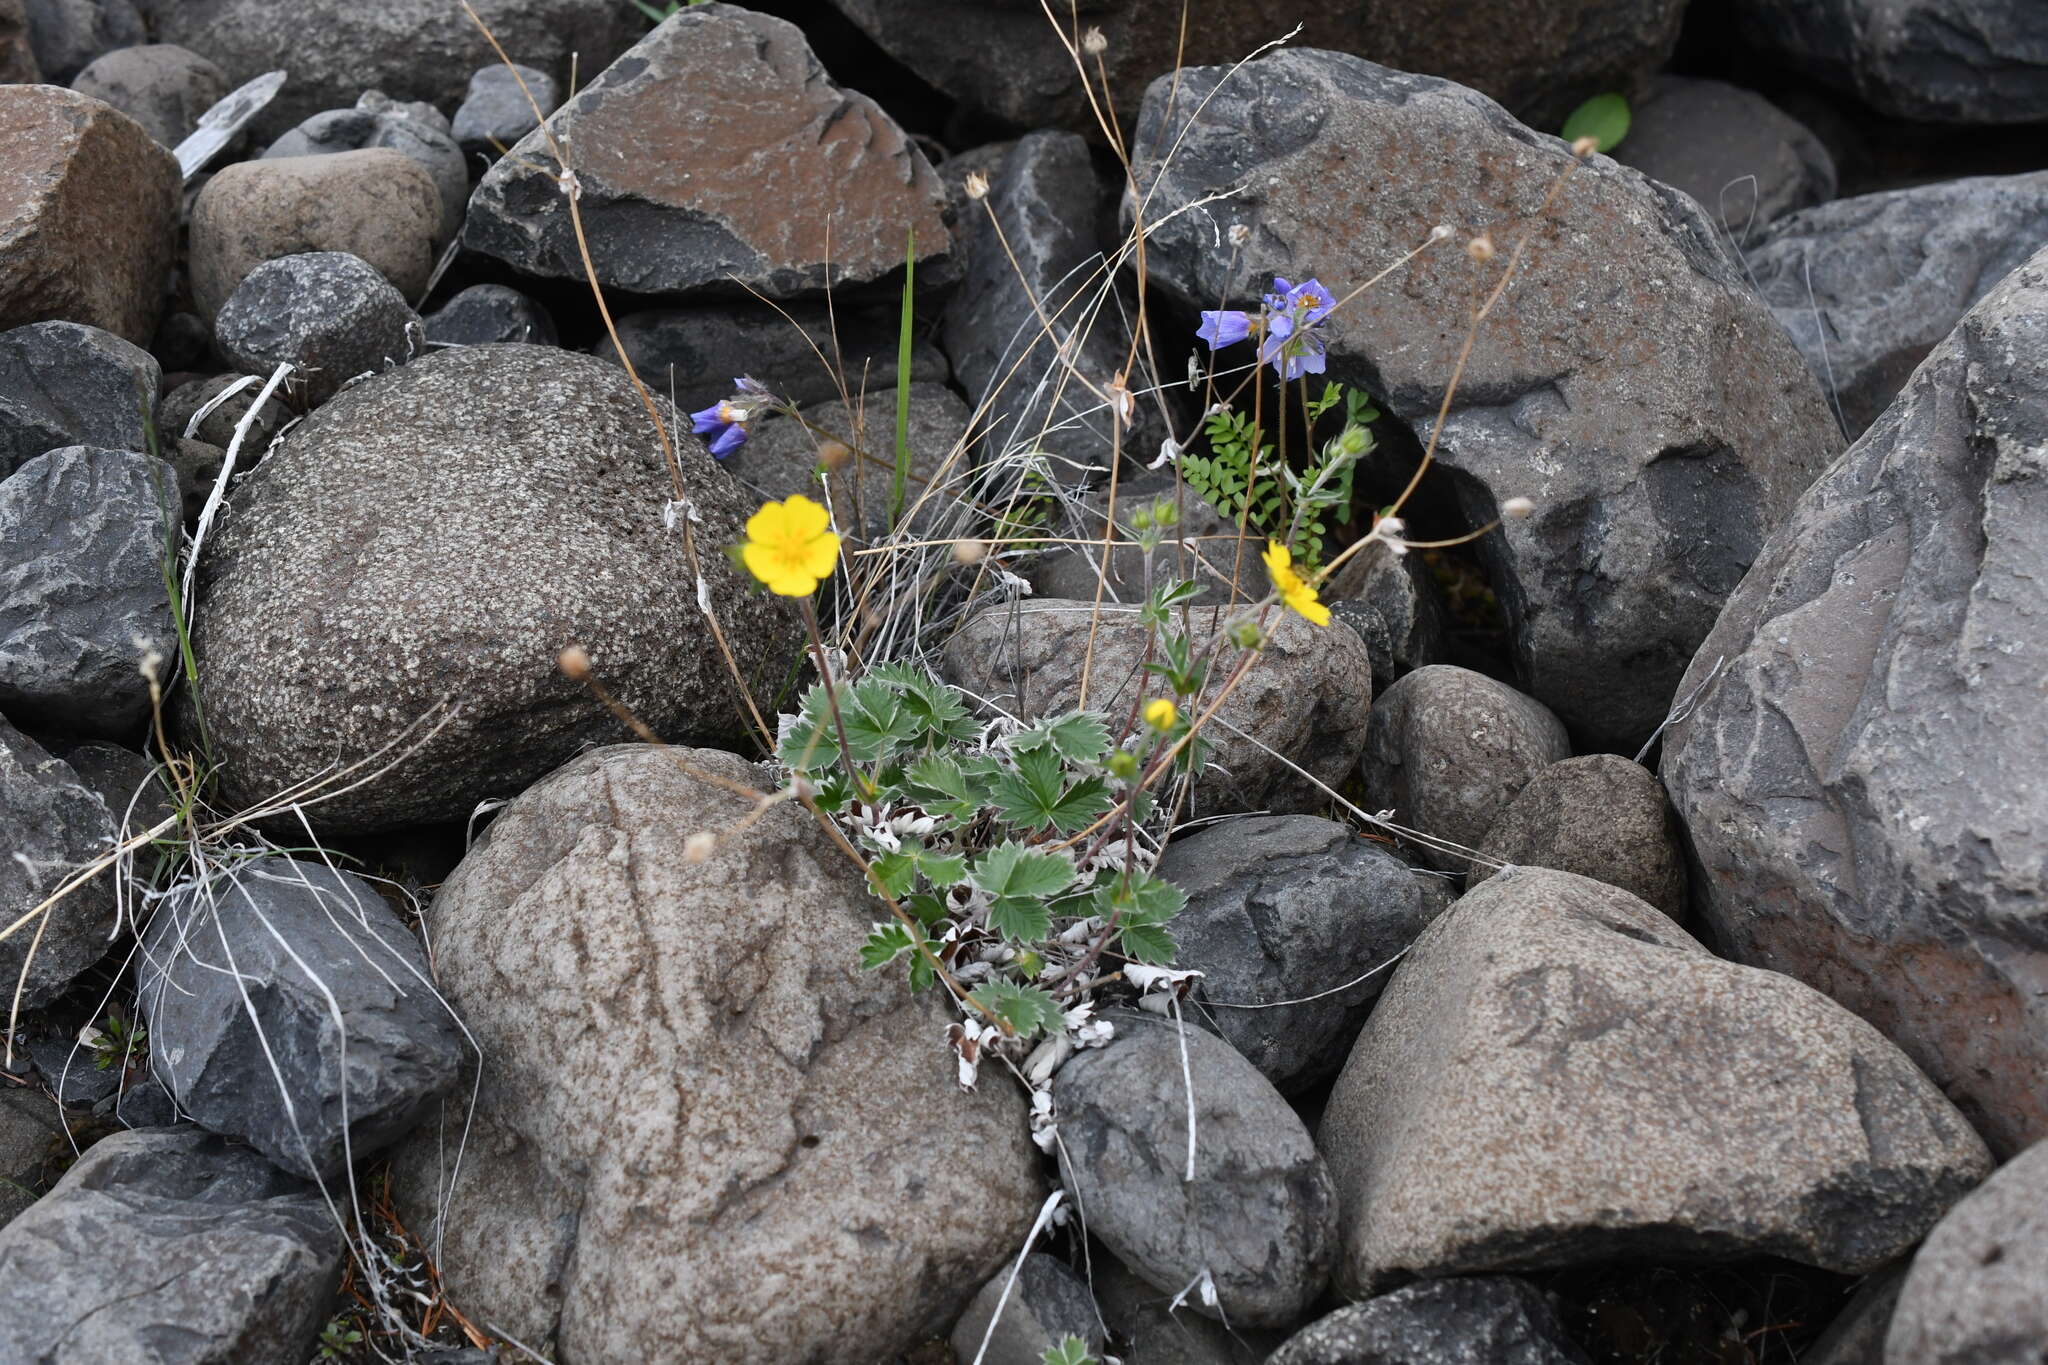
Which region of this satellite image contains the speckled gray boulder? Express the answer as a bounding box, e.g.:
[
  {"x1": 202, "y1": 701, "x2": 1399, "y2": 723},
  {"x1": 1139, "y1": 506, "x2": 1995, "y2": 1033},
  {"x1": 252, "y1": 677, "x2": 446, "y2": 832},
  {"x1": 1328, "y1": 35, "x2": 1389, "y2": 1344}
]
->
[
  {"x1": 1885, "y1": 1138, "x2": 2048, "y2": 1364},
  {"x1": 138, "y1": 857, "x2": 466, "y2": 1182},
  {"x1": 1361, "y1": 665, "x2": 1571, "y2": 873},
  {"x1": 214, "y1": 251, "x2": 422, "y2": 408},
  {"x1": 0, "y1": 1127, "x2": 341, "y2": 1363},
  {"x1": 264, "y1": 94, "x2": 470, "y2": 241},
  {"x1": 1320, "y1": 869, "x2": 1992, "y2": 1295},
  {"x1": 1745, "y1": 172, "x2": 2048, "y2": 436},
  {"x1": 943, "y1": 598, "x2": 1373, "y2": 815},
  {"x1": 1157, "y1": 815, "x2": 1451, "y2": 1093},
  {"x1": 391, "y1": 744, "x2": 1042, "y2": 1363},
  {"x1": 1472, "y1": 754, "x2": 1686, "y2": 919},
  {"x1": 1134, "y1": 51, "x2": 1841, "y2": 749},
  {"x1": 1614, "y1": 75, "x2": 1835, "y2": 234},
  {"x1": 950, "y1": 1254, "x2": 1104, "y2": 1365},
  {"x1": 0, "y1": 717, "x2": 117, "y2": 1007},
  {"x1": 452, "y1": 63, "x2": 558, "y2": 162},
  {"x1": 68, "y1": 43, "x2": 228, "y2": 148},
  {"x1": 0, "y1": 321, "x2": 158, "y2": 479},
  {"x1": 0, "y1": 446, "x2": 177, "y2": 736},
  {"x1": 1269, "y1": 1276, "x2": 1591, "y2": 1365},
  {"x1": 185, "y1": 343, "x2": 799, "y2": 834},
  {"x1": 156, "y1": 373, "x2": 290, "y2": 453},
  {"x1": 1053, "y1": 1009, "x2": 1336, "y2": 1328},
  {"x1": 1662, "y1": 245, "x2": 2048, "y2": 1155},
  {"x1": 1091, "y1": 1252, "x2": 1283, "y2": 1365},
  {"x1": 1328, "y1": 549, "x2": 1449, "y2": 695}
]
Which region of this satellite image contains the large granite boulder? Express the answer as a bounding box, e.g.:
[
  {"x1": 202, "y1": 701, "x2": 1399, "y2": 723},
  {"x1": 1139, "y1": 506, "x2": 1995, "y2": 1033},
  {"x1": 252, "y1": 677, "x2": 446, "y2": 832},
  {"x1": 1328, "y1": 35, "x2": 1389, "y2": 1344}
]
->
[
  {"x1": 1133, "y1": 51, "x2": 1842, "y2": 749},
  {"x1": 1663, "y1": 244, "x2": 2048, "y2": 1156},
  {"x1": 392, "y1": 744, "x2": 1042, "y2": 1362},
  {"x1": 186, "y1": 343, "x2": 799, "y2": 833}
]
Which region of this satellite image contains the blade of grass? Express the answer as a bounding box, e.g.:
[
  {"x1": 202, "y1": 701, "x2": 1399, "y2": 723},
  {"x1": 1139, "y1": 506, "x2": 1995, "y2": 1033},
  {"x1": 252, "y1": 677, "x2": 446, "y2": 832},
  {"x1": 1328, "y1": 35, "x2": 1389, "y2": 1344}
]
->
[{"x1": 888, "y1": 228, "x2": 915, "y2": 532}]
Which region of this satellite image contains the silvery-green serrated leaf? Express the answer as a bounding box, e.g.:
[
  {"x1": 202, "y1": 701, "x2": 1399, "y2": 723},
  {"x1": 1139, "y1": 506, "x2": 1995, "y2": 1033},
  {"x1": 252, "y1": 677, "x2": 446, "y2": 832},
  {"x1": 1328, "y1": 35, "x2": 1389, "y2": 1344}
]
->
[
  {"x1": 1117, "y1": 921, "x2": 1177, "y2": 965},
  {"x1": 903, "y1": 754, "x2": 980, "y2": 821},
  {"x1": 970, "y1": 841, "x2": 1078, "y2": 901},
  {"x1": 1044, "y1": 775, "x2": 1114, "y2": 835},
  {"x1": 969, "y1": 979, "x2": 1064, "y2": 1040},
  {"x1": 987, "y1": 895, "x2": 1052, "y2": 943},
  {"x1": 919, "y1": 851, "x2": 968, "y2": 888},
  {"x1": 904, "y1": 893, "x2": 949, "y2": 925},
  {"x1": 1040, "y1": 712, "x2": 1111, "y2": 765},
  {"x1": 1041, "y1": 1338, "x2": 1098, "y2": 1365},
  {"x1": 859, "y1": 923, "x2": 913, "y2": 970},
  {"x1": 871, "y1": 850, "x2": 919, "y2": 899}
]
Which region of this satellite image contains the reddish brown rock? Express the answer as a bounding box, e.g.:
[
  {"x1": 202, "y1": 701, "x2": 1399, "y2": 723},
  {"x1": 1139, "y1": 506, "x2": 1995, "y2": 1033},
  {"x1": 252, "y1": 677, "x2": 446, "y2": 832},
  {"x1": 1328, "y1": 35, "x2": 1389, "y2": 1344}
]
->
[
  {"x1": 465, "y1": 6, "x2": 950, "y2": 299},
  {"x1": 188, "y1": 149, "x2": 442, "y2": 322},
  {"x1": 0, "y1": 85, "x2": 177, "y2": 344}
]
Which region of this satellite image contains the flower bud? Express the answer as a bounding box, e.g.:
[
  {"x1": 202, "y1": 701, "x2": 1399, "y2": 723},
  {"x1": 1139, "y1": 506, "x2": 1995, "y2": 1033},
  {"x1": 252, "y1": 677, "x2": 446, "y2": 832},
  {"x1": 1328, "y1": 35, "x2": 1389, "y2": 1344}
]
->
[
  {"x1": 1227, "y1": 619, "x2": 1264, "y2": 650},
  {"x1": 1081, "y1": 26, "x2": 1108, "y2": 55},
  {"x1": 1334, "y1": 423, "x2": 1373, "y2": 459},
  {"x1": 816, "y1": 439, "x2": 853, "y2": 472},
  {"x1": 1151, "y1": 498, "x2": 1179, "y2": 528},
  {"x1": 1128, "y1": 504, "x2": 1154, "y2": 532},
  {"x1": 952, "y1": 537, "x2": 987, "y2": 565},
  {"x1": 1466, "y1": 233, "x2": 1496, "y2": 263},
  {"x1": 1144, "y1": 698, "x2": 1178, "y2": 731},
  {"x1": 1107, "y1": 750, "x2": 1140, "y2": 781}
]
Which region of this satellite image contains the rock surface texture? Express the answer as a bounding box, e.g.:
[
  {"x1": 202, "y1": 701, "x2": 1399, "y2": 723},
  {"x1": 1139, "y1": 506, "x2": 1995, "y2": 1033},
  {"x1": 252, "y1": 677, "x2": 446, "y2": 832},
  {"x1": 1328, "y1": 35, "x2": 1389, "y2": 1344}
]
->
[
  {"x1": 0, "y1": 1127, "x2": 342, "y2": 1363},
  {"x1": 213, "y1": 251, "x2": 423, "y2": 407},
  {"x1": 943, "y1": 598, "x2": 1373, "y2": 815},
  {"x1": 0, "y1": 83, "x2": 180, "y2": 345},
  {"x1": 0, "y1": 717, "x2": 118, "y2": 1008},
  {"x1": 1319, "y1": 869, "x2": 1992, "y2": 1295},
  {"x1": 950, "y1": 1254, "x2": 1105, "y2": 1365},
  {"x1": 0, "y1": 445, "x2": 177, "y2": 737},
  {"x1": 1268, "y1": 1276, "x2": 1592, "y2": 1365},
  {"x1": 263, "y1": 96, "x2": 470, "y2": 242},
  {"x1": 186, "y1": 344, "x2": 796, "y2": 833},
  {"x1": 138, "y1": 858, "x2": 467, "y2": 1183},
  {"x1": 0, "y1": 320, "x2": 158, "y2": 479},
  {"x1": 467, "y1": 5, "x2": 951, "y2": 299},
  {"x1": 68, "y1": 43, "x2": 229, "y2": 148},
  {"x1": 1053, "y1": 1010, "x2": 1337, "y2": 1327},
  {"x1": 1614, "y1": 75, "x2": 1836, "y2": 232},
  {"x1": 1744, "y1": 172, "x2": 2048, "y2": 437},
  {"x1": 1134, "y1": 53, "x2": 1842, "y2": 748},
  {"x1": 1663, "y1": 245, "x2": 2048, "y2": 1156},
  {"x1": 1885, "y1": 1138, "x2": 2048, "y2": 1365},
  {"x1": 392, "y1": 744, "x2": 1042, "y2": 1363},
  {"x1": 1472, "y1": 754, "x2": 1687, "y2": 919}
]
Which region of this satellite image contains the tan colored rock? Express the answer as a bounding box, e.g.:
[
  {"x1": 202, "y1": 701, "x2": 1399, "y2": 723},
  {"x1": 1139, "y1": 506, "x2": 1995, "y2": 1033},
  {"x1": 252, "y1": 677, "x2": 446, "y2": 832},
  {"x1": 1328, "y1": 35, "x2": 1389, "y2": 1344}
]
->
[
  {"x1": 188, "y1": 149, "x2": 440, "y2": 322},
  {"x1": 392, "y1": 744, "x2": 1043, "y2": 1363},
  {"x1": 942, "y1": 597, "x2": 1373, "y2": 816},
  {"x1": 1473, "y1": 753, "x2": 1687, "y2": 919},
  {"x1": 1320, "y1": 869, "x2": 1993, "y2": 1295},
  {"x1": 0, "y1": 85, "x2": 177, "y2": 344}
]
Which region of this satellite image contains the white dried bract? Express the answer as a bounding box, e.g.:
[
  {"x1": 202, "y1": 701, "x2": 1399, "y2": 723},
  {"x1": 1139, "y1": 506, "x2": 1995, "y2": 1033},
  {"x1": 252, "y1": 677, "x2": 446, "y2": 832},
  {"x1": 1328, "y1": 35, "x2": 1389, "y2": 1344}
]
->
[
  {"x1": 1081, "y1": 26, "x2": 1108, "y2": 55},
  {"x1": 1466, "y1": 233, "x2": 1496, "y2": 263},
  {"x1": 1227, "y1": 222, "x2": 1251, "y2": 247},
  {"x1": 1571, "y1": 134, "x2": 1599, "y2": 158},
  {"x1": 963, "y1": 170, "x2": 990, "y2": 201},
  {"x1": 682, "y1": 831, "x2": 717, "y2": 863},
  {"x1": 951, "y1": 536, "x2": 988, "y2": 565},
  {"x1": 1502, "y1": 496, "x2": 1536, "y2": 519}
]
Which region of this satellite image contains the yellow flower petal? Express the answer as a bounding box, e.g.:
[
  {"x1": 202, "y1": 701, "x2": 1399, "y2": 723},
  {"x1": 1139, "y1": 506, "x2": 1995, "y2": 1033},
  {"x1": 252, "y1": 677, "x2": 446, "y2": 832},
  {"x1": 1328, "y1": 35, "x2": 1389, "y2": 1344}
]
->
[
  {"x1": 780, "y1": 493, "x2": 831, "y2": 540},
  {"x1": 1144, "y1": 698, "x2": 1178, "y2": 730},
  {"x1": 796, "y1": 529, "x2": 841, "y2": 579}
]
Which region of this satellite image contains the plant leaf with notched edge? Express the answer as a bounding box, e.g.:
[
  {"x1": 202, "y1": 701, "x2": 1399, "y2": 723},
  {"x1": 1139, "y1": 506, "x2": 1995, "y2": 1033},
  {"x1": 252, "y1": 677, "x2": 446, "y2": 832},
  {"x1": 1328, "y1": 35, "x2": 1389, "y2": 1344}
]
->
[
  {"x1": 971, "y1": 841, "x2": 1077, "y2": 942},
  {"x1": 869, "y1": 662, "x2": 977, "y2": 747},
  {"x1": 1040, "y1": 712, "x2": 1112, "y2": 765},
  {"x1": 860, "y1": 922, "x2": 914, "y2": 969},
  {"x1": 903, "y1": 754, "x2": 982, "y2": 822},
  {"x1": 992, "y1": 748, "x2": 1115, "y2": 834},
  {"x1": 987, "y1": 895, "x2": 1052, "y2": 943},
  {"x1": 871, "y1": 849, "x2": 920, "y2": 899},
  {"x1": 1561, "y1": 92, "x2": 1630, "y2": 151},
  {"x1": 969, "y1": 979, "x2": 1064, "y2": 1040},
  {"x1": 1042, "y1": 1338, "x2": 1098, "y2": 1365},
  {"x1": 919, "y1": 851, "x2": 968, "y2": 888},
  {"x1": 1117, "y1": 921, "x2": 1177, "y2": 964}
]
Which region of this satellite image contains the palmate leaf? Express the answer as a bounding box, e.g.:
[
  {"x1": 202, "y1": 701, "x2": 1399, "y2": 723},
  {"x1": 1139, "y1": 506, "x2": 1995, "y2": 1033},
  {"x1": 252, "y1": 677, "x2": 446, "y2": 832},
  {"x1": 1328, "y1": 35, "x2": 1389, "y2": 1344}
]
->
[
  {"x1": 903, "y1": 753, "x2": 985, "y2": 823},
  {"x1": 867, "y1": 662, "x2": 978, "y2": 747},
  {"x1": 779, "y1": 678, "x2": 918, "y2": 771},
  {"x1": 991, "y1": 748, "x2": 1114, "y2": 835},
  {"x1": 971, "y1": 841, "x2": 1077, "y2": 942},
  {"x1": 969, "y1": 979, "x2": 1064, "y2": 1040},
  {"x1": 1011, "y1": 711, "x2": 1111, "y2": 765},
  {"x1": 1117, "y1": 921, "x2": 1177, "y2": 964},
  {"x1": 1041, "y1": 1337, "x2": 1099, "y2": 1365},
  {"x1": 860, "y1": 920, "x2": 938, "y2": 990}
]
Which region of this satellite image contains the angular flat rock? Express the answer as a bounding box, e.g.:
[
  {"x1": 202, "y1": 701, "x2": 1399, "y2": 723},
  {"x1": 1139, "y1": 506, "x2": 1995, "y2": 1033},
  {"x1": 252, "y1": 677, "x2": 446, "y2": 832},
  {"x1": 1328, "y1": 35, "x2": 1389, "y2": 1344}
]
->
[
  {"x1": 1133, "y1": 52, "x2": 1842, "y2": 749},
  {"x1": 0, "y1": 320, "x2": 158, "y2": 480},
  {"x1": 1663, "y1": 245, "x2": 2048, "y2": 1156},
  {"x1": 392, "y1": 744, "x2": 1042, "y2": 1363},
  {"x1": 1320, "y1": 869, "x2": 1991, "y2": 1295},
  {"x1": 0, "y1": 717, "x2": 119, "y2": 1007},
  {"x1": 466, "y1": 5, "x2": 950, "y2": 300}
]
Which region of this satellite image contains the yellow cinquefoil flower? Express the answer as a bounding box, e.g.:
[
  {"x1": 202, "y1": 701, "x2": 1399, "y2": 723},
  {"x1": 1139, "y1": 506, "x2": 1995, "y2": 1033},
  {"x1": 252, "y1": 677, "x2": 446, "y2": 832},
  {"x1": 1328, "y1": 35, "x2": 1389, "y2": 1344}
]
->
[
  {"x1": 742, "y1": 495, "x2": 841, "y2": 597},
  {"x1": 1262, "y1": 541, "x2": 1330, "y2": 627},
  {"x1": 1144, "y1": 698, "x2": 1178, "y2": 730}
]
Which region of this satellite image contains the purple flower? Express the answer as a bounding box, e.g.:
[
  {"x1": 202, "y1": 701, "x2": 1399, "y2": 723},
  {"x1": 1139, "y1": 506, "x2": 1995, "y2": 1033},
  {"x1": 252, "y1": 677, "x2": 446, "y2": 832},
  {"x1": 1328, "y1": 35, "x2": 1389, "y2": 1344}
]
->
[
  {"x1": 1281, "y1": 277, "x2": 1336, "y2": 325},
  {"x1": 1261, "y1": 326, "x2": 1328, "y2": 380},
  {"x1": 1197, "y1": 309, "x2": 1254, "y2": 349},
  {"x1": 691, "y1": 400, "x2": 750, "y2": 457}
]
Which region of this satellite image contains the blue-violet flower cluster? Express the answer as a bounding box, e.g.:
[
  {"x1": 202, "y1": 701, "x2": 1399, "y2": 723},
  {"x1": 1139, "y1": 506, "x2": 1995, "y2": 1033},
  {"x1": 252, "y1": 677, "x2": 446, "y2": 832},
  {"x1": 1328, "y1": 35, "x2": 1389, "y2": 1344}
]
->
[
  {"x1": 691, "y1": 376, "x2": 773, "y2": 458},
  {"x1": 1197, "y1": 277, "x2": 1336, "y2": 380}
]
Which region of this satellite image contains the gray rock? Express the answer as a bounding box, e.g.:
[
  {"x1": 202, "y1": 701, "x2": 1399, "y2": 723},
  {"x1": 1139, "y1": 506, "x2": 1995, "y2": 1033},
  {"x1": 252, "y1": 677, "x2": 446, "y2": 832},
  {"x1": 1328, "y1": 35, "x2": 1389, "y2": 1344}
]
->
[
  {"x1": 466, "y1": 6, "x2": 950, "y2": 300},
  {"x1": 599, "y1": 300, "x2": 950, "y2": 409},
  {"x1": 1732, "y1": 0, "x2": 2048, "y2": 124},
  {"x1": 0, "y1": 446, "x2": 178, "y2": 736},
  {"x1": 137, "y1": 857, "x2": 466, "y2": 1183},
  {"x1": 0, "y1": 0, "x2": 33, "y2": 84},
  {"x1": 69, "y1": 43, "x2": 228, "y2": 148},
  {"x1": 100, "y1": 1073, "x2": 177, "y2": 1129},
  {"x1": 1053, "y1": 1009, "x2": 1336, "y2": 1328},
  {"x1": 1360, "y1": 665, "x2": 1571, "y2": 873},
  {"x1": 22, "y1": 0, "x2": 139, "y2": 83},
  {"x1": 45, "y1": 740, "x2": 172, "y2": 832},
  {"x1": 831, "y1": 0, "x2": 1681, "y2": 135},
  {"x1": 722, "y1": 382, "x2": 973, "y2": 544},
  {"x1": 164, "y1": 436, "x2": 225, "y2": 527},
  {"x1": 1472, "y1": 754, "x2": 1686, "y2": 919},
  {"x1": 147, "y1": 0, "x2": 641, "y2": 144},
  {"x1": 1803, "y1": 1265, "x2": 1906, "y2": 1365},
  {"x1": 187, "y1": 149, "x2": 444, "y2": 323},
  {"x1": 940, "y1": 129, "x2": 1157, "y2": 476},
  {"x1": 942, "y1": 597, "x2": 1373, "y2": 816},
  {"x1": 1090, "y1": 1252, "x2": 1283, "y2": 1365},
  {"x1": 0, "y1": 1087, "x2": 67, "y2": 1227},
  {"x1": 1662, "y1": 245, "x2": 2048, "y2": 1156},
  {"x1": 1329, "y1": 551, "x2": 1450, "y2": 695},
  {"x1": 391, "y1": 744, "x2": 1043, "y2": 1363},
  {"x1": 0, "y1": 1126, "x2": 342, "y2": 1363},
  {"x1": 452, "y1": 62, "x2": 558, "y2": 162},
  {"x1": 0, "y1": 321, "x2": 159, "y2": 480},
  {"x1": 1885, "y1": 1138, "x2": 2048, "y2": 1364},
  {"x1": 1269, "y1": 1276, "x2": 1591, "y2": 1365},
  {"x1": 421, "y1": 283, "x2": 558, "y2": 348},
  {"x1": 156, "y1": 373, "x2": 290, "y2": 453},
  {"x1": 187, "y1": 342, "x2": 799, "y2": 835},
  {"x1": 0, "y1": 718, "x2": 117, "y2": 1006},
  {"x1": 213, "y1": 251, "x2": 423, "y2": 408},
  {"x1": 1156, "y1": 815, "x2": 1450, "y2": 1093},
  {"x1": 1133, "y1": 52, "x2": 1842, "y2": 749},
  {"x1": 950, "y1": 1254, "x2": 1104, "y2": 1365},
  {"x1": 24, "y1": 1035, "x2": 118, "y2": 1107},
  {"x1": 1614, "y1": 75, "x2": 1835, "y2": 235},
  {"x1": 1024, "y1": 479, "x2": 1255, "y2": 605},
  {"x1": 263, "y1": 95, "x2": 471, "y2": 242},
  {"x1": 1319, "y1": 868, "x2": 1993, "y2": 1295},
  {"x1": 0, "y1": 85, "x2": 181, "y2": 345},
  {"x1": 1744, "y1": 172, "x2": 2048, "y2": 437}
]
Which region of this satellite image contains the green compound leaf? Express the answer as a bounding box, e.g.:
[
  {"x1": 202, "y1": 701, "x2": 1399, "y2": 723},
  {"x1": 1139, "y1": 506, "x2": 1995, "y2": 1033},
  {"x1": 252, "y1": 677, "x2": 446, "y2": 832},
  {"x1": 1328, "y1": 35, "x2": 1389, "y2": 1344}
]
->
[
  {"x1": 859, "y1": 922, "x2": 915, "y2": 970},
  {"x1": 1019, "y1": 711, "x2": 1112, "y2": 765},
  {"x1": 970, "y1": 979, "x2": 1065, "y2": 1041},
  {"x1": 987, "y1": 894, "x2": 1052, "y2": 943},
  {"x1": 870, "y1": 849, "x2": 920, "y2": 899},
  {"x1": 903, "y1": 753, "x2": 982, "y2": 822},
  {"x1": 1117, "y1": 920, "x2": 1178, "y2": 965},
  {"x1": 1561, "y1": 92, "x2": 1630, "y2": 152},
  {"x1": 869, "y1": 662, "x2": 978, "y2": 747},
  {"x1": 992, "y1": 748, "x2": 1114, "y2": 835},
  {"x1": 1041, "y1": 1337, "x2": 1100, "y2": 1365},
  {"x1": 919, "y1": 851, "x2": 968, "y2": 888},
  {"x1": 971, "y1": 842, "x2": 1078, "y2": 942}
]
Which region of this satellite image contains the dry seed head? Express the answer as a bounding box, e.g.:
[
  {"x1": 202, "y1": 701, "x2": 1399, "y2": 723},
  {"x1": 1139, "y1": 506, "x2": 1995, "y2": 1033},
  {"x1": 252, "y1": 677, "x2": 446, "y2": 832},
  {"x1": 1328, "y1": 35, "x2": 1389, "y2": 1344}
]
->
[
  {"x1": 1502, "y1": 496, "x2": 1536, "y2": 520},
  {"x1": 816, "y1": 439, "x2": 853, "y2": 471},
  {"x1": 952, "y1": 537, "x2": 988, "y2": 565},
  {"x1": 1430, "y1": 223, "x2": 1454, "y2": 242},
  {"x1": 557, "y1": 645, "x2": 592, "y2": 681},
  {"x1": 683, "y1": 830, "x2": 717, "y2": 863},
  {"x1": 963, "y1": 170, "x2": 990, "y2": 201},
  {"x1": 1571, "y1": 135, "x2": 1599, "y2": 158},
  {"x1": 1466, "y1": 233, "x2": 1496, "y2": 263},
  {"x1": 1227, "y1": 223, "x2": 1251, "y2": 248},
  {"x1": 1081, "y1": 26, "x2": 1108, "y2": 55}
]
